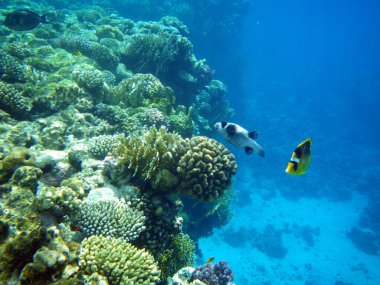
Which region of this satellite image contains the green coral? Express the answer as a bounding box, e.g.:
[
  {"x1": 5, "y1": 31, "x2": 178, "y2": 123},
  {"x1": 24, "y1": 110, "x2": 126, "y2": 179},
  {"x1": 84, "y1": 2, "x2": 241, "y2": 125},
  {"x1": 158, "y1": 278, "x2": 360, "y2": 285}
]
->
[
  {"x1": 0, "y1": 147, "x2": 35, "y2": 183},
  {"x1": 35, "y1": 179, "x2": 86, "y2": 216},
  {"x1": 121, "y1": 31, "x2": 193, "y2": 80},
  {"x1": 79, "y1": 235, "x2": 160, "y2": 285},
  {"x1": 116, "y1": 127, "x2": 181, "y2": 186},
  {"x1": 0, "y1": 81, "x2": 32, "y2": 118},
  {"x1": 0, "y1": 52, "x2": 27, "y2": 83},
  {"x1": 158, "y1": 233, "x2": 195, "y2": 281},
  {"x1": 168, "y1": 105, "x2": 194, "y2": 137},
  {"x1": 11, "y1": 166, "x2": 42, "y2": 192},
  {"x1": 115, "y1": 128, "x2": 237, "y2": 202},
  {"x1": 96, "y1": 25, "x2": 124, "y2": 41},
  {"x1": 111, "y1": 73, "x2": 175, "y2": 113},
  {"x1": 73, "y1": 200, "x2": 146, "y2": 241},
  {"x1": 87, "y1": 134, "x2": 123, "y2": 159}
]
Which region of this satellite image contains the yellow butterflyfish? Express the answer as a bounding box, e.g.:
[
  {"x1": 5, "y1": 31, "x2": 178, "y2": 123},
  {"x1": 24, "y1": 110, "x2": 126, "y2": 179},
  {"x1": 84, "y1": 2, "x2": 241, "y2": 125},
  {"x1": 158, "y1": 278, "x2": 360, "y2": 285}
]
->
[{"x1": 285, "y1": 138, "x2": 312, "y2": 175}]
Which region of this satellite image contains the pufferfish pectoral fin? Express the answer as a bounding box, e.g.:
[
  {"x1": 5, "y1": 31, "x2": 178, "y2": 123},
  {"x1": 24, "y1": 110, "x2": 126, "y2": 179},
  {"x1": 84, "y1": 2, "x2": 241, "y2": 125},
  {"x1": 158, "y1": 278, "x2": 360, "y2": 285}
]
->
[{"x1": 285, "y1": 137, "x2": 312, "y2": 175}]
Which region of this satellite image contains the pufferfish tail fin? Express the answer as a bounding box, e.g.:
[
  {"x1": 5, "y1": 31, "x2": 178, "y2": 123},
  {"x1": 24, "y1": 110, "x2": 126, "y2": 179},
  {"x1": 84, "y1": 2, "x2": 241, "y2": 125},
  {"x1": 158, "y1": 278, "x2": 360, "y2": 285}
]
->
[{"x1": 285, "y1": 137, "x2": 312, "y2": 175}]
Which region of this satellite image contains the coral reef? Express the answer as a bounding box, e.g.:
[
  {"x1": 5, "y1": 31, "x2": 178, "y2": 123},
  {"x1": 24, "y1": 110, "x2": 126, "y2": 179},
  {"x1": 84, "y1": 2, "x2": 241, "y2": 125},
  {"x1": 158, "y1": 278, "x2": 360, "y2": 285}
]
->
[
  {"x1": 0, "y1": 52, "x2": 27, "y2": 83},
  {"x1": 111, "y1": 73, "x2": 175, "y2": 113},
  {"x1": 158, "y1": 233, "x2": 195, "y2": 281},
  {"x1": 190, "y1": 261, "x2": 234, "y2": 285},
  {"x1": 251, "y1": 224, "x2": 288, "y2": 259},
  {"x1": 0, "y1": 81, "x2": 32, "y2": 118},
  {"x1": 177, "y1": 136, "x2": 237, "y2": 201},
  {"x1": 0, "y1": 147, "x2": 36, "y2": 183},
  {"x1": 131, "y1": 192, "x2": 181, "y2": 256},
  {"x1": 115, "y1": 127, "x2": 182, "y2": 187},
  {"x1": 19, "y1": 226, "x2": 80, "y2": 284},
  {"x1": 87, "y1": 134, "x2": 122, "y2": 159},
  {"x1": 59, "y1": 34, "x2": 119, "y2": 70},
  {"x1": 79, "y1": 235, "x2": 160, "y2": 285},
  {"x1": 115, "y1": 128, "x2": 237, "y2": 202},
  {"x1": 0, "y1": 4, "x2": 239, "y2": 284},
  {"x1": 73, "y1": 200, "x2": 146, "y2": 241},
  {"x1": 35, "y1": 179, "x2": 86, "y2": 217}
]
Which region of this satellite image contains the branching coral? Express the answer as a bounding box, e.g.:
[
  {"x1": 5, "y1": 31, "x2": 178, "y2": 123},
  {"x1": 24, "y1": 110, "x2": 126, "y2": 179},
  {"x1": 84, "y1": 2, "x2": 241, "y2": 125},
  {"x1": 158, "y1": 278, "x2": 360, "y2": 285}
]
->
[
  {"x1": 79, "y1": 235, "x2": 160, "y2": 285},
  {"x1": 115, "y1": 128, "x2": 237, "y2": 201},
  {"x1": 158, "y1": 233, "x2": 195, "y2": 281},
  {"x1": 122, "y1": 31, "x2": 191, "y2": 74},
  {"x1": 190, "y1": 261, "x2": 234, "y2": 285},
  {"x1": 116, "y1": 127, "x2": 181, "y2": 186},
  {"x1": 73, "y1": 200, "x2": 146, "y2": 241},
  {"x1": 0, "y1": 53, "x2": 27, "y2": 83},
  {"x1": 87, "y1": 134, "x2": 123, "y2": 159},
  {"x1": 111, "y1": 73, "x2": 175, "y2": 113}
]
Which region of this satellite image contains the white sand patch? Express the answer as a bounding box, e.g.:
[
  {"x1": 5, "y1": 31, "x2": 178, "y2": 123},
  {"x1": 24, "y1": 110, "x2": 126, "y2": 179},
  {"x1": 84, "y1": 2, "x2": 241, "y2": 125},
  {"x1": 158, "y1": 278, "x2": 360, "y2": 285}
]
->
[{"x1": 199, "y1": 180, "x2": 380, "y2": 285}]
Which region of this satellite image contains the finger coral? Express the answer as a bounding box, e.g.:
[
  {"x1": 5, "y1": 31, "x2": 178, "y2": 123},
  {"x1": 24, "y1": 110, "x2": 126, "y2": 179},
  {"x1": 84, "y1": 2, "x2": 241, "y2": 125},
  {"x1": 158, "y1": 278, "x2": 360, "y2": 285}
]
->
[
  {"x1": 87, "y1": 134, "x2": 123, "y2": 159},
  {"x1": 79, "y1": 235, "x2": 160, "y2": 285},
  {"x1": 177, "y1": 136, "x2": 237, "y2": 201}
]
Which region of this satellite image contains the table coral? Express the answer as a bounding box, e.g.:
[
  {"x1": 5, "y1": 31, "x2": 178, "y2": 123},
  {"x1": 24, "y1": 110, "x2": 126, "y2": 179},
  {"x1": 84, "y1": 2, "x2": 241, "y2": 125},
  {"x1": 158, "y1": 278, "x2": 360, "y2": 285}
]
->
[{"x1": 79, "y1": 235, "x2": 160, "y2": 285}]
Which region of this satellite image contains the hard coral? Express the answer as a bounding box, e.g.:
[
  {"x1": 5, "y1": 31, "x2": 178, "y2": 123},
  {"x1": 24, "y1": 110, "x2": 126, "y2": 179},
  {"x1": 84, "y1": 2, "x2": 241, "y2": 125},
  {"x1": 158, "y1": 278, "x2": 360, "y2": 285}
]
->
[
  {"x1": 190, "y1": 261, "x2": 234, "y2": 285},
  {"x1": 177, "y1": 137, "x2": 237, "y2": 202},
  {"x1": 116, "y1": 127, "x2": 182, "y2": 186},
  {"x1": 87, "y1": 134, "x2": 122, "y2": 159},
  {"x1": 111, "y1": 73, "x2": 175, "y2": 113},
  {"x1": 0, "y1": 146, "x2": 35, "y2": 183},
  {"x1": 158, "y1": 233, "x2": 195, "y2": 281},
  {"x1": 0, "y1": 81, "x2": 31, "y2": 118},
  {"x1": 73, "y1": 200, "x2": 146, "y2": 241},
  {"x1": 79, "y1": 235, "x2": 160, "y2": 285},
  {"x1": 0, "y1": 53, "x2": 27, "y2": 83}
]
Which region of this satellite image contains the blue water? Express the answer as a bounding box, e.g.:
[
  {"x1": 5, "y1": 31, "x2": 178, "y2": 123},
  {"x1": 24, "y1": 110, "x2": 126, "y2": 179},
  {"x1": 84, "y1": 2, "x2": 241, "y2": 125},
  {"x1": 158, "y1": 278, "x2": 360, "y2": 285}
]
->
[{"x1": 199, "y1": 1, "x2": 380, "y2": 284}]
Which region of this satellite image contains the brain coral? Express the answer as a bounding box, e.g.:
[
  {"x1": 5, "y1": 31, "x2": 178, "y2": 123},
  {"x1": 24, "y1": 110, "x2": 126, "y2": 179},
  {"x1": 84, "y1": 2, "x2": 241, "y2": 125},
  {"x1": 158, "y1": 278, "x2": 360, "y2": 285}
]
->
[
  {"x1": 177, "y1": 136, "x2": 237, "y2": 201},
  {"x1": 79, "y1": 235, "x2": 160, "y2": 285},
  {"x1": 74, "y1": 200, "x2": 146, "y2": 241}
]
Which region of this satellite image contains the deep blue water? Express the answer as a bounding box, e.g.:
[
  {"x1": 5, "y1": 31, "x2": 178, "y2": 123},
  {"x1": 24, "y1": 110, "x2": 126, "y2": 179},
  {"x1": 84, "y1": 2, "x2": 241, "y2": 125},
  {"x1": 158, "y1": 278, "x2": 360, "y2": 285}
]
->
[{"x1": 199, "y1": 1, "x2": 380, "y2": 284}]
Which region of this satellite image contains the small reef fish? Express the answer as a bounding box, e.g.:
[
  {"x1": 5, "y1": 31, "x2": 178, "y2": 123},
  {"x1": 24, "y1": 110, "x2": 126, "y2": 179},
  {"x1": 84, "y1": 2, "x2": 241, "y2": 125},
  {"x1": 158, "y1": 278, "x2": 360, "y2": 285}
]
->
[
  {"x1": 214, "y1": 121, "x2": 265, "y2": 157},
  {"x1": 285, "y1": 137, "x2": 312, "y2": 175},
  {"x1": 205, "y1": 256, "x2": 215, "y2": 263},
  {"x1": 4, "y1": 10, "x2": 49, "y2": 31}
]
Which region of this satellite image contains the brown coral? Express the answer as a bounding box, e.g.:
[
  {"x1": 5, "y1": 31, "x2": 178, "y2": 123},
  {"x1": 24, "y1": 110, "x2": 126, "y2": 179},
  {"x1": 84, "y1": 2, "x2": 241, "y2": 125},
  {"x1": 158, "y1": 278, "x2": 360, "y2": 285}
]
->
[{"x1": 177, "y1": 136, "x2": 237, "y2": 202}]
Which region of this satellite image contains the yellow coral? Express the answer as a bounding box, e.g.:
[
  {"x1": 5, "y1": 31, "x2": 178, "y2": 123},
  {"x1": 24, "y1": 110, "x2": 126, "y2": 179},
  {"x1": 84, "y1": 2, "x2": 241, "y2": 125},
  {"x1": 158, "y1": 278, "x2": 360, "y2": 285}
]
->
[
  {"x1": 79, "y1": 235, "x2": 160, "y2": 285},
  {"x1": 177, "y1": 136, "x2": 237, "y2": 202}
]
